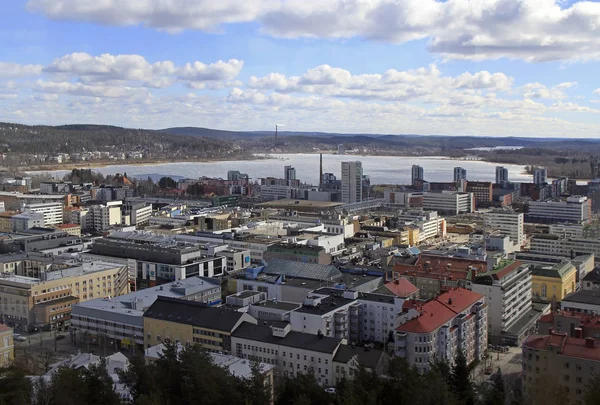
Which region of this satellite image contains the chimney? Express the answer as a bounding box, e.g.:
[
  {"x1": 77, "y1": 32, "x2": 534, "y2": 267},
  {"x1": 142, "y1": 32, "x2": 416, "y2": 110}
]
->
[
  {"x1": 574, "y1": 327, "x2": 583, "y2": 339},
  {"x1": 319, "y1": 153, "x2": 323, "y2": 191},
  {"x1": 586, "y1": 338, "x2": 595, "y2": 348}
]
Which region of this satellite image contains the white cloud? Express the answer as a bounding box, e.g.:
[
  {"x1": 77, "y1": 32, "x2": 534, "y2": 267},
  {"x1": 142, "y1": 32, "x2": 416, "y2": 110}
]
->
[
  {"x1": 33, "y1": 80, "x2": 149, "y2": 98},
  {"x1": 0, "y1": 62, "x2": 43, "y2": 78},
  {"x1": 521, "y1": 82, "x2": 574, "y2": 100},
  {"x1": 26, "y1": 0, "x2": 600, "y2": 62},
  {"x1": 177, "y1": 59, "x2": 244, "y2": 83},
  {"x1": 594, "y1": 88, "x2": 600, "y2": 95}
]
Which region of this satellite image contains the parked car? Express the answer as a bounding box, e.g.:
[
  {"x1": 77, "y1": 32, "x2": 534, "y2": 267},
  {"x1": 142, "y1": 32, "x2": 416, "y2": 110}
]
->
[
  {"x1": 13, "y1": 334, "x2": 27, "y2": 342},
  {"x1": 325, "y1": 388, "x2": 336, "y2": 395},
  {"x1": 55, "y1": 334, "x2": 66, "y2": 341}
]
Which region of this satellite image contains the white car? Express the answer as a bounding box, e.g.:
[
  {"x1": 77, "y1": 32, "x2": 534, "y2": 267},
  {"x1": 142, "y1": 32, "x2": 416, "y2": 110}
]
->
[
  {"x1": 13, "y1": 334, "x2": 27, "y2": 342},
  {"x1": 324, "y1": 388, "x2": 336, "y2": 395}
]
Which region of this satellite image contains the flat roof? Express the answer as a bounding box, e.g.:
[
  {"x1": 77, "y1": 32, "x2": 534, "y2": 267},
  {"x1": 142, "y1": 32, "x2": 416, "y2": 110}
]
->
[
  {"x1": 251, "y1": 300, "x2": 301, "y2": 311},
  {"x1": 255, "y1": 200, "x2": 344, "y2": 209}
]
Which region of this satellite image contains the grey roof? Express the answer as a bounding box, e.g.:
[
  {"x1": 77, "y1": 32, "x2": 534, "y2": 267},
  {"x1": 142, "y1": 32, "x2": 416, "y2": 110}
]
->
[
  {"x1": 264, "y1": 259, "x2": 342, "y2": 281},
  {"x1": 251, "y1": 301, "x2": 300, "y2": 311},
  {"x1": 333, "y1": 345, "x2": 386, "y2": 370},
  {"x1": 583, "y1": 268, "x2": 600, "y2": 283},
  {"x1": 232, "y1": 323, "x2": 342, "y2": 354},
  {"x1": 294, "y1": 295, "x2": 356, "y2": 315},
  {"x1": 144, "y1": 296, "x2": 246, "y2": 332},
  {"x1": 562, "y1": 290, "x2": 600, "y2": 305}
]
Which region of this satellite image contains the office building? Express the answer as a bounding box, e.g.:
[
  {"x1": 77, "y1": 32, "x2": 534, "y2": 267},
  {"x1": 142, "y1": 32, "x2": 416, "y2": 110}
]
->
[
  {"x1": 533, "y1": 167, "x2": 547, "y2": 185},
  {"x1": 264, "y1": 243, "x2": 331, "y2": 265},
  {"x1": 10, "y1": 212, "x2": 45, "y2": 232},
  {"x1": 531, "y1": 261, "x2": 577, "y2": 303},
  {"x1": 122, "y1": 201, "x2": 152, "y2": 226},
  {"x1": 284, "y1": 166, "x2": 296, "y2": 181},
  {"x1": 71, "y1": 276, "x2": 221, "y2": 350},
  {"x1": 453, "y1": 167, "x2": 467, "y2": 182},
  {"x1": 515, "y1": 252, "x2": 594, "y2": 290},
  {"x1": 143, "y1": 296, "x2": 257, "y2": 352},
  {"x1": 411, "y1": 165, "x2": 424, "y2": 186},
  {"x1": 341, "y1": 161, "x2": 363, "y2": 204},
  {"x1": 484, "y1": 210, "x2": 525, "y2": 246},
  {"x1": 527, "y1": 197, "x2": 590, "y2": 224},
  {"x1": 0, "y1": 261, "x2": 129, "y2": 332},
  {"x1": 466, "y1": 181, "x2": 493, "y2": 208},
  {"x1": 396, "y1": 210, "x2": 446, "y2": 243},
  {"x1": 394, "y1": 289, "x2": 487, "y2": 373},
  {"x1": 23, "y1": 202, "x2": 63, "y2": 226},
  {"x1": 232, "y1": 322, "x2": 344, "y2": 386},
  {"x1": 0, "y1": 324, "x2": 13, "y2": 367},
  {"x1": 470, "y1": 261, "x2": 538, "y2": 345},
  {"x1": 561, "y1": 290, "x2": 600, "y2": 314},
  {"x1": 522, "y1": 331, "x2": 600, "y2": 405},
  {"x1": 495, "y1": 166, "x2": 509, "y2": 185},
  {"x1": 421, "y1": 191, "x2": 475, "y2": 215}
]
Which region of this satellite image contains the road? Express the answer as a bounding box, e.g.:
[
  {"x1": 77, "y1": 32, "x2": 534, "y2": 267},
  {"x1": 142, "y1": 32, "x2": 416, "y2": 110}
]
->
[{"x1": 473, "y1": 347, "x2": 523, "y2": 402}]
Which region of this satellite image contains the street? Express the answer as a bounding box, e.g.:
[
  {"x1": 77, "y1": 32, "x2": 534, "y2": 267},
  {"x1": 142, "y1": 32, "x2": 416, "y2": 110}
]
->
[{"x1": 473, "y1": 347, "x2": 523, "y2": 402}]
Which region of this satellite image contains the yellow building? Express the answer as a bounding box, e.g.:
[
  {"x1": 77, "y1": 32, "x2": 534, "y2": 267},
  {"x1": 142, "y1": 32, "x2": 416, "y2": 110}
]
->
[
  {"x1": 531, "y1": 261, "x2": 577, "y2": 303},
  {"x1": 0, "y1": 323, "x2": 14, "y2": 367},
  {"x1": 0, "y1": 211, "x2": 18, "y2": 233},
  {"x1": 54, "y1": 223, "x2": 82, "y2": 236},
  {"x1": 0, "y1": 261, "x2": 129, "y2": 332},
  {"x1": 143, "y1": 296, "x2": 256, "y2": 352}
]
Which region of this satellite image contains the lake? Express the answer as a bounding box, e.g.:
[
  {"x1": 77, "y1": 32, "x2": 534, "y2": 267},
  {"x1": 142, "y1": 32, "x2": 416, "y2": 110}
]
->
[{"x1": 29, "y1": 154, "x2": 531, "y2": 185}]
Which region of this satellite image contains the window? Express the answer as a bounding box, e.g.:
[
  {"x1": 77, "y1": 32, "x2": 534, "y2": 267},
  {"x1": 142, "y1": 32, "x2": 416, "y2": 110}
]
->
[
  {"x1": 564, "y1": 362, "x2": 570, "y2": 369},
  {"x1": 564, "y1": 375, "x2": 570, "y2": 381}
]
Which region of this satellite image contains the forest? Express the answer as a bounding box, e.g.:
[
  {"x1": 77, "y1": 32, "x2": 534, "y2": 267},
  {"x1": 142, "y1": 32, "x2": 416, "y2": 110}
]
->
[{"x1": 2, "y1": 341, "x2": 600, "y2": 405}]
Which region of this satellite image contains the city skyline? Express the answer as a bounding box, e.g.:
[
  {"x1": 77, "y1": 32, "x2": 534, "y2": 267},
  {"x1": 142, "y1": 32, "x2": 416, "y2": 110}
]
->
[{"x1": 1, "y1": 1, "x2": 600, "y2": 137}]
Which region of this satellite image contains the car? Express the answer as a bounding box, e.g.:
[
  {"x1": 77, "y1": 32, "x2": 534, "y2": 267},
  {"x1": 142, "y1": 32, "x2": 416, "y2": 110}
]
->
[
  {"x1": 325, "y1": 388, "x2": 336, "y2": 395},
  {"x1": 13, "y1": 334, "x2": 27, "y2": 342},
  {"x1": 55, "y1": 334, "x2": 66, "y2": 341}
]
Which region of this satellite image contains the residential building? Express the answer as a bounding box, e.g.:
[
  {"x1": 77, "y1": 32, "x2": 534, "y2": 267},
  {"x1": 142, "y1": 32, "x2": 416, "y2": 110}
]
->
[
  {"x1": 533, "y1": 167, "x2": 547, "y2": 185},
  {"x1": 53, "y1": 223, "x2": 82, "y2": 236},
  {"x1": 453, "y1": 167, "x2": 467, "y2": 182},
  {"x1": 227, "y1": 171, "x2": 249, "y2": 182},
  {"x1": 263, "y1": 243, "x2": 332, "y2": 265},
  {"x1": 470, "y1": 260, "x2": 538, "y2": 345},
  {"x1": 284, "y1": 166, "x2": 296, "y2": 181},
  {"x1": 0, "y1": 261, "x2": 129, "y2": 332},
  {"x1": 231, "y1": 322, "x2": 344, "y2": 386},
  {"x1": 333, "y1": 345, "x2": 389, "y2": 384},
  {"x1": 341, "y1": 161, "x2": 363, "y2": 204},
  {"x1": 495, "y1": 166, "x2": 509, "y2": 185},
  {"x1": 87, "y1": 201, "x2": 123, "y2": 231},
  {"x1": 561, "y1": 290, "x2": 600, "y2": 314},
  {"x1": 465, "y1": 181, "x2": 493, "y2": 208},
  {"x1": 582, "y1": 267, "x2": 600, "y2": 291},
  {"x1": 527, "y1": 196, "x2": 591, "y2": 224},
  {"x1": 411, "y1": 165, "x2": 424, "y2": 186},
  {"x1": 0, "y1": 211, "x2": 18, "y2": 233},
  {"x1": 421, "y1": 191, "x2": 475, "y2": 215},
  {"x1": 23, "y1": 202, "x2": 63, "y2": 226},
  {"x1": 143, "y1": 296, "x2": 257, "y2": 352},
  {"x1": 0, "y1": 324, "x2": 13, "y2": 367},
  {"x1": 10, "y1": 212, "x2": 45, "y2": 232},
  {"x1": 538, "y1": 311, "x2": 600, "y2": 339},
  {"x1": 531, "y1": 261, "x2": 577, "y2": 303},
  {"x1": 484, "y1": 210, "x2": 525, "y2": 246},
  {"x1": 71, "y1": 276, "x2": 221, "y2": 350},
  {"x1": 122, "y1": 201, "x2": 152, "y2": 226},
  {"x1": 522, "y1": 331, "x2": 600, "y2": 405},
  {"x1": 374, "y1": 279, "x2": 420, "y2": 300},
  {"x1": 394, "y1": 288, "x2": 487, "y2": 372},
  {"x1": 396, "y1": 210, "x2": 446, "y2": 243}
]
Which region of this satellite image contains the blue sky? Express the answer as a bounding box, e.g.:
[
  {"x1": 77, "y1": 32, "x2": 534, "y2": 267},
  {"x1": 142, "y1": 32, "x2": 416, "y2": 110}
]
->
[{"x1": 1, "y1": 0, "x2": 600, "y2": 137}]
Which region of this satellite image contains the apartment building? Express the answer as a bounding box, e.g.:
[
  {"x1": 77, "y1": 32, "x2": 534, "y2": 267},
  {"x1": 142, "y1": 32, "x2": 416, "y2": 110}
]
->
[
  {"x1": 470, "y1": 260, "x2": 537, "y2": 345},
  {"x1": 465, "y1": 182, "x2": 493, "y2": 208},
  {"x1": 23, "y1": 202, "x2": 64, "y2": 226},
  {"x1": 0, "y1": 323, "x2": 13, "y2": 367},
  {"x1": 121, "y1": 201, "x2": 152, "y2": 226},
  {"x1": 232, "y1": 322, "x2": 344, "y2": 387},
  {"x1": 421, "y1": 191, "x2": 475, "y2": 215},
  {"x1": 341, "y1": 161, "x2": 363, "y2": 204},
  {"x1": 484, "y1": 210, "x2": 525, "y2": 247},
  {"x1": 0, "y1": 211, "x2": 18, "y2": 233},
  {"x1": 87, "y1": 201, "x2": 122, "y2": 231},
  {"x1": 396, "y1": 210, "x2": 446, "y2": 243},
  {"x1": 496, "y1": 166, "x2": 509, "y2": 185},
  {"x1": 0, "y1": 261, "x2": 129, "y2": 332},
  {"x1": 71, "y1": 276, "x2": 221, "y2": 350},
  {"x1": 453, "y1": 167, "x2": 467, "y2": 182},
  {"x1": 143, "y1": 296, "x2": 256, "y2": 352},
  {"x1": 538, "y1": 311, "x2": 600, "y2": 339},
  {"x1": 527, "y1": 196, "x2": 590, "y2": 224},
  {"x1": 394, "y1": 288, "x2": 487, "y2": 373},
  {"x1": 531, "y1": 261, "x2": 577, "y2": 303},
  {"x1": 522, "y1": 331, "x2": 600, "y2": 405},
  {"x1": 533, "y1": 167, "x2": 547, "y2": 185},
  {"x1": 411, "y1": 165, "x2": 424, "y2": 186},
  {"x1": 54, "y1": 223, "x2": 82, "y2": 236},
  {"x1": 582, "y1": 267, "x2": 600, "y2": 291}
]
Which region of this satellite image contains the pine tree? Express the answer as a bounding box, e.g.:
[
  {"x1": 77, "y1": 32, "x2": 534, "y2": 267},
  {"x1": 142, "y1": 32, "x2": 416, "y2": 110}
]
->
[{"x1": 450, "y1": 351, "x2": 474, "y2": 405}]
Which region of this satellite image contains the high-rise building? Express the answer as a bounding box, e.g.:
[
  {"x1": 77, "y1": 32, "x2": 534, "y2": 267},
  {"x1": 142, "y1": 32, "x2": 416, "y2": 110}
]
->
[
  {"x1": 411, "y1": 165, "x2": 424, "y2": 186},
  {"x1": 284, "y1": 165, "x2": 296, "y2": 181},
  {"x1": 341, "y1": 161, "x2": 363, "y2": 204},
  {"x1": 533, "y1": 167, "x2": 547, "y2": 185},
  {"x1": 484, "y1": 209, "x2": 525, "y2": 246},
  {"x1": 453, "y1": 167, "x2": 467, "y2": 182},
  {"x1": 495, "y1": 166, "x2": 509, "y2": 185}
]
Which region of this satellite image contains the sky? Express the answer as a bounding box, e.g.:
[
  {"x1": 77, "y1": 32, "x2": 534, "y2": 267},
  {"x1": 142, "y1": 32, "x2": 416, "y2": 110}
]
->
[{"x1": 1, "y1": 0, "x2": 600, "y2": 138}]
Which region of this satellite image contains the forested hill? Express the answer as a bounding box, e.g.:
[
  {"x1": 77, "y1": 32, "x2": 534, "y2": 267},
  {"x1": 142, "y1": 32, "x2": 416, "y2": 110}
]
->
[{"x1": 0, "y1": 122, "x2": 234, "y2": 157}]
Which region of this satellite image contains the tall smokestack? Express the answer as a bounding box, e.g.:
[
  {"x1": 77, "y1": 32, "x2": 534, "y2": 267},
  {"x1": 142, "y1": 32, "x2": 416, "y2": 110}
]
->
[
  {"x1": 275, "y1": 124, "x2": 278, "y2": 144},
  {"x1": 319, "y1": 153, "x2": 323, "y2": 191}
]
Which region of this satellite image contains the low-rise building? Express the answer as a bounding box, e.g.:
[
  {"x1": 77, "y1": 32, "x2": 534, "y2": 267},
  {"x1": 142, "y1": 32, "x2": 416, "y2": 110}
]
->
[
  {"x1": 71, "y1": 276, "x2": 221, "y2": 350},
  {"x1": 143, "y1": 296, "x2": 257, "y2": 352},
  {"x1": 531, "y1": 261, "x2": 577, "y2": 304},
  {"x1": 522, "y1": 331, "x2": 600, "y2": 405},
  {"x1": 23, "y1": 202, "x2": 64, "y2": 226},
  {"x1": 538, "y1": 311, "x2": 600, "y2": 339},
  {"x1": 394, "y1": 288, "x2": 487, "y2": 373},
  {"x1": 54, "y1": 223, "x2": 82, "y2": 236},
  {"x1": 582, "y1": 267, "x2": 600, "y2": 291},
  {"x1": 231, "y1": 322, "x2": 344, "y2": 386},
  {"x1": 333, "y1": 345, "x2": 389, "y2": 384},
  {"x1": 515, "y1": 252, "x2": 594, "y2": 291},
  {"x1": 263, "y1": 243, "x2": 332, "y2": 265},
  {"x1": 0, "y1": 323, "x2": 14, "y2": 367},
  {"x1": 561, "y1": 290, "x2": 600, "y2": 314},
  {"x1": 11, "y1": 212, "x2": 45, "y2": 232}
]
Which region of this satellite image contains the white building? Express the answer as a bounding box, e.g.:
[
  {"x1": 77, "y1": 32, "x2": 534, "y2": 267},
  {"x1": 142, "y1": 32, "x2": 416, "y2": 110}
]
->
[
  {"x1": 422, "y1": 191, "x2": 474, "y2": 215},
  {"x1": 470, "y1": 261, "x2": 534, "y2": 345},
  {"x1": 260, "y1": 185, "x2": 297, "y2": 201},
  {"x1": 530, "y1": 234, "x2": 600, "y2": 258},
  {"x1": 560, "y1": 290, "x2": 600, "y2": 314},
  {"x1": 88, "y1": 201, "x2": 123, "y2": 231},
  {"x1": 122, "y1": 202, "x2": 152, "y2": 226},
  {"x1": 23, "y1": 202, "x2": 63, "y2": 226},
  {"x1": 548, "y1": 223, "x2": 585, "y2": 238},
  {"x1": 341, "y1": 161, "x2": 363, "y2": 204},
  {"x1": 484, "y1": 210, "x2": 525, "y2": 247},
  {"x1": 453, "y1": 167, "x2": 467, "y2": 182},
  {"x1": 533, "y1": 167, "x2": 547, "y2": 185},
  {"x1": 527, "y1": 196, "x2": 590, "y2": 223},
  {"x1": 396, "y1": 210, "x2": 445, "y2": 243},
  {"x1": 231, "y1": 322, "x2": 344, "y2": 387}
]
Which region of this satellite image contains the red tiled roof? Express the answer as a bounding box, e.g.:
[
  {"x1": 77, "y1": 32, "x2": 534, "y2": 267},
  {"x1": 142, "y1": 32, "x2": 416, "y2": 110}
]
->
[
  {"x1": 393, "y1": 253, "x2": 487, "y2": 281},
  {"x1": 384, "y1": 278, "x2": 419, "y2": 298},
  {"x1": 493, "y1": 260, "x2": 523, "y2": 279},
  {"x1": 0, "y1": 323, "x2": 12, "y2": 333},
  {"x1": 541, "y1": 310, "x2": 600, "y2": 326},
  {"x1": 524, "y1": 333, "x2": 600, "y2": 362},
  {"x1": 56, "y1": 224, "x2": 79, "y2": 229},
  {"x1": 396, "y1": 288, "x2": 484, "y2": 334}
]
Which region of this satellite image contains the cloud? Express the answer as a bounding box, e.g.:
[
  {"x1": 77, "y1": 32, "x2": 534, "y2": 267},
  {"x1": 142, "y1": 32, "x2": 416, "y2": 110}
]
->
[
  {"x1": 177, "y1": 59, "x2": 244, "y2": 83},
  {"x1": 594, "y1": 88, "x2": 600, "y2": 95},
  {"x1": 0, "y1": 62, "x2": 43, "y2": 78},
  {"x1": 520, "y1": 82, "x2": 576, "y2": 100},
  {"x1": 26, "y1": 0, "x2": 600, "y2": 62},
  {"x1": 33, "y1": 80, "x2": 148, "y2": 98}
]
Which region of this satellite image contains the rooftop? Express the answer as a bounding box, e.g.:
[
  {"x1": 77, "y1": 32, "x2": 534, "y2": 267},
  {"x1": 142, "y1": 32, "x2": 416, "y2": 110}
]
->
[
  {"x1": 381, "y1": 278, "x2": 419, "y2": 298},
  {"x1": 250, "y1": 300, "x2": 300, "y2": 311},
  {"x1": 531, "y1": 261, "x2": 576, "y2": 279},
  {"x1": 232, "y1": 322, "x2": 342, "y2": 354},
  {"x1": 562, "y1": 290, "x2": 600, "y2": 306},
  {"x1": 0, "y1": 323, "x2": 12, "y2": 333},
  {"x1": 523, "y1": 332, "x2": 600, "y2": 362},
  {"x1": 396, "y1": 288, "x2": 484, "y2": 334},
  {"x1": 473, "y1": 260, "x2": 527, "y2": 283},
  {"x1": 264, "y1": 259, "x2": 341, "y2": 281},
  {"x1": 144, "y1": 296, "x2": 248, "y2": 331},
  {"x1": 255, "y1": 200, "x2": 344, "y2": 210},
  {"x1": 333, "y1": 345, "x2": 386, "y2": 370},
  {"x1": 294, "y1": 294, "x2": 356, "y2": 315},
  {"x1": 583, "y1": 267, "x2": 600, "y2": 283}
]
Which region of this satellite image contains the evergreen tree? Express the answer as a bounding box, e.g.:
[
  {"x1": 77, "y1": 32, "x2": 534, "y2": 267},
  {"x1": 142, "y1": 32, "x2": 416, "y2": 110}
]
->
[
  {"x1": 584, "y1": 373, "x2": 600, "y2": 405},
  {"x1": 83, "y1": 359, "x2": 121, "y2": 405},
  {"x1": 450, "y1": 351, "x2": 474, "y2": 405},
  {"x1": 158, "y1": 177, "x2": 177, "y2": 189},
  {"x1": 0, "y1": 365, "x2": 32, "y2": 405},
  {"x1": 243, "y1": 360, "x2": 272, "y2": 405}
]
